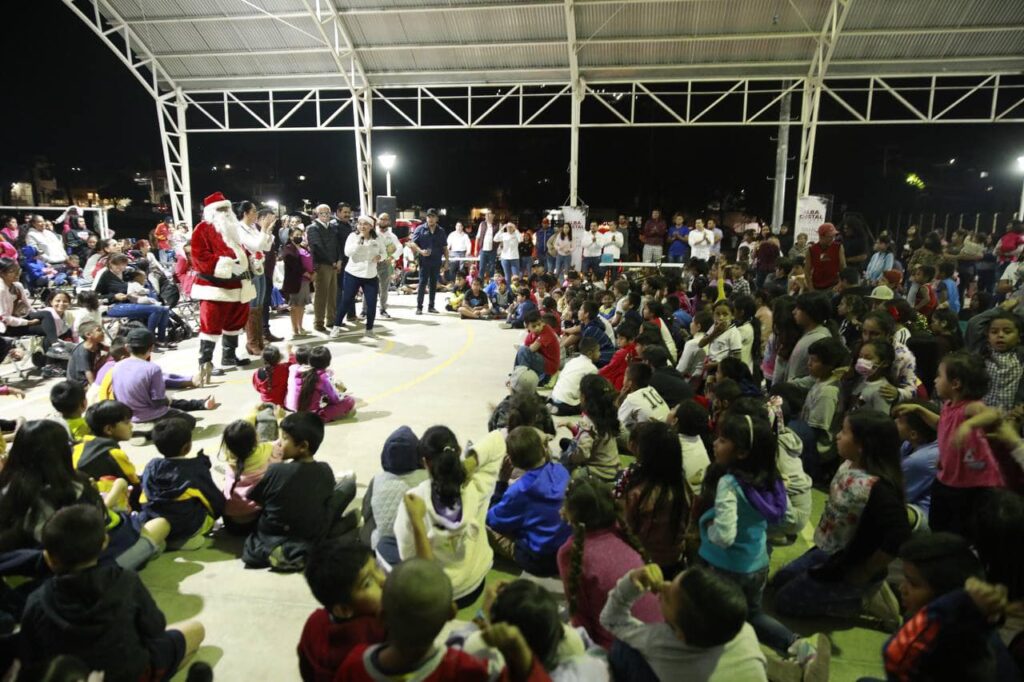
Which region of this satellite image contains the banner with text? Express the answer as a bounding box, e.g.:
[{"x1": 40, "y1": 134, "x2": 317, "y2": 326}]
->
[
  {"x1": 562, "y1": 205, "x2": 589, "y2": 270},
  {"x1": 795, "y1": 195, "x2": 829, "y2": 243}
]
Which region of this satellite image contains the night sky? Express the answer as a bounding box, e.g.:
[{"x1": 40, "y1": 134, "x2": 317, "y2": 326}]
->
[{"x1": 4, "y1": 1, "x2": 1023, "y2": 230}]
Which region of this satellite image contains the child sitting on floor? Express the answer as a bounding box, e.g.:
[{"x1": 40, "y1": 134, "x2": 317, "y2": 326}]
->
[
  {"x1": 559, "y1": 374, "x2": 621, "y2": 483},
  {"x1": 253, "y1": 344, "x2": 294, "y2": 407},
  {"x1": 548, "y1": 337, "x2": 599, "y2": 417},
  {"x1": 336, "y1": 558, "x2": 549, "y2": 681},
  {"x1": 298, "y1": 538, "x2": 387, "y2": 682},
  {"x1": 73, "y1": 400, "x2": 141, "y2": 508},
  {"x1": 557, "y1": 476, "x2": 661, "y2": 650},
  {"x1": 599, "y1": 321, "x2": 639, "y2": 391},
  {"x1": 66, "y1": 320, "x2": 107, "y2": 387},
  {"x1": 243, "y1": 412, "x2": 357, "y2": 571},
  {"x1": 138, "y1": 417, "x2": 224, "y2": 550},
  {"x1": 18, "y1": 504, "x2": 205, "y2": 682},
  {"x1": 221, "y1": 418, "x2": 282, "y2": 534},
  {"x1": 360, "y1": 425, "x2": 428, "y2": 567},
  {"x1": 600, "y1": 564, "x2": 767, "y2": 681},
  {"x1": 286, "y1": 346, "x2": 356, "y2": 422},
  {"x1": 512, "y1": 310, "x2": 560, "y2": 386},
  {"x1": 486, "y1": 426, "x2": 572, "y2": 577},
  {"x1": 49, "y1": 379, "x2": 91, "y2": 442}
]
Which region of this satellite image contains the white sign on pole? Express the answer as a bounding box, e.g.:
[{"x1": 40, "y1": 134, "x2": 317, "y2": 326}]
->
[
  {"x1": 561, "y1": 205, "x2": 588, "y2": 270},
  {"x1": 795, "y1": 195, "x2": 829, "y2": 243}
]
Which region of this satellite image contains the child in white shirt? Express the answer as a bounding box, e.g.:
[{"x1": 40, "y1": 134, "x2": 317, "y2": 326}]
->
[
  {"x1": 549, "y1": 337, "x2": 600, "y2": 416},
  {"x1": 700, "y1": 300, "x2": 743, "y2": 377},
  {"x1": 126, "y1": 270, "x2": 158, "y2": 305},
  {"x1": 677, "y1": 310, "x2": 713, "y2": 381},
  {"x1": 616, "y1": 362, "x2": 669, "y2": 447}
]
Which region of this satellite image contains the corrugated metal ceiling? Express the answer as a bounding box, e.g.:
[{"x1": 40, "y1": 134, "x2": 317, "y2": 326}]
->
[{"x1": 90, "y1": 0, "x2": 1024, "y2": 90}]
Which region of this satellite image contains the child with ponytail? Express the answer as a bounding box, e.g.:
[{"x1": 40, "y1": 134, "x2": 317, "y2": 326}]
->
[
  {"x1": 221, "y1": 418, "x2": 281, "y2": 534},
  {"x1": 699, "y1": 411, "x2": 816, "y2": 662},
  {"x1": 285, "y1": 345, "x2": 355, "y2": 421},
  {"x1": 556, "y1": 476, "x2": 661, "y2": 649},
  {"x1": 393, "y1": 424, "x2": 506, "y2": 608}
]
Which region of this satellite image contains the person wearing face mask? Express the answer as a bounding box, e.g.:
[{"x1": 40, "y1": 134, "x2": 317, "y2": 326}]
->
[
  {"x1": 846, "y1": 339, "x2": 897, "y2": 414},
  {"x1": 280, "y1": 226, "x2": 315, "y2": 338},
  {"x1": 331, "y1": 216, "x2": 386, "y2": 339}
]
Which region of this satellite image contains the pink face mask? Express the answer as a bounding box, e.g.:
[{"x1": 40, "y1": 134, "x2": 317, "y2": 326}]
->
[{"x1": 854, "y1": 358, "x2": 875, "y2": 378}]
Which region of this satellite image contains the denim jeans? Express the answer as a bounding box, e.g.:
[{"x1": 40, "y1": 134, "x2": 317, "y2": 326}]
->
[
  {"x1": 701, "y1": 561, "x2": 797, "y2": 653},
  {"x1": 582, "y1": 256, "x2": 601, "y2": 278},
  {"x1": 107, "y1": 303, "x2": 170, "y2": 341},
  {"x1": 514, "y1": 345, "x2": 547, "y2": 379},
  {"x1": 519, "y1": 256, "x2": 532, "y2": 274},
  {"x1": 555, "y1": 254, "x2": 571, "y2": 280},
  {"x1": 545, "y1": 255, "x2": 556, "y2": 273},
  {"x1": 500, "y1": 258, "x2": 520, "y2": 282},
  {"x1": 667, "y1": 254, "x2": 686, "y2": 264},
  {"x1": 609, "y1": 640, "x2": 659, "y2": 682},
  {"x1": 248, "y1": 272, "x2": 266, "y2": 309},
  {"x1": 336, "y1": 272, "x2": 379, "y2": 329},
  {"x1": 478, "y1": 250, "x2": 497, "y2": 280},
  {"x1": 771, "y1": 547, "x2": 879, "y2": 619},
  {"x1": 449, "y1": 250, "x2": 466, "y2": 282},
  {"x1": 417, "y1": 262, "x2": 441, "y2": 310}
]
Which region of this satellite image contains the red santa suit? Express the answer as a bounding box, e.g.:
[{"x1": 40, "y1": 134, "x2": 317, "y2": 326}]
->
[{"x1": 191, "y1": 192, "x2": 255, "y2": 340}]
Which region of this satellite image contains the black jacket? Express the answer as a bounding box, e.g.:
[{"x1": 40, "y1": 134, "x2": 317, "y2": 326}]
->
[
  {"x1": 94, "y1": 269, "x2": 129, "y2": 305},
  {"x1": 650, "y1": 366, "x2": 694, "y2": 408},
  {"x1": 306, "y1": 219, "x2": 340, "y2": 266},
  {"x1": 19, "y1": 564, "x2": 167, "y2": 682},
  {"x1": 138, "y1": 452, "x2": 224, "y2": 544}
]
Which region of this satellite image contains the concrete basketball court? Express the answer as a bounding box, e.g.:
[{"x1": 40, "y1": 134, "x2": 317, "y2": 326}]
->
[{"x1": 0, "y1": 292, "x2": 886, "y2": 681}]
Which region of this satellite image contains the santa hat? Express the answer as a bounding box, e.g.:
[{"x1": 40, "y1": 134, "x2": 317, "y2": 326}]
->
[{"x1": 204, "y1": 192, "x2": 231, "y2": 212}]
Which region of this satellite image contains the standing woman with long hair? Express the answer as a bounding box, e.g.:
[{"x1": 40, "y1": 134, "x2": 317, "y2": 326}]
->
[
  {"x1": 551, "y1": 223, "x2": 574, "y2": 282},
  {"x1": 331, "y1": 215, "x2": 386, "y2": 340},
  {"x1": 280, "y1": 226, "x2": 314, "y2": 338}
]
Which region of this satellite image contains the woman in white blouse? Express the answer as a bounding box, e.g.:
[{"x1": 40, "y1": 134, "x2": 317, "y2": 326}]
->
[
  {"x1": 493, "y1": 223, "x2": 522, "y2": 282},
  {"x1": 446, "y1": 221, "x2": 472, "y2": 283},
  {"x1": 331, "y1": 216, "x2": 387, "y2": 339}
]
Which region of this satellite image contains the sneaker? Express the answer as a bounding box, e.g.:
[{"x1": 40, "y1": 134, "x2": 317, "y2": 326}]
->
[
  {"x1": 787, "y1": 636, "x2": 818, "y2": 667},
  {"x1": 862, "y1": 582, "x2": 901, "y2": 632},
  {"x1": 427, "y1": 307, "x2": 440, "y2": 314},
  {"x1": 364, "y1": 329, "x2": 376, "y2": 339},
  {"x1": 358, "y1": 312, "x2": 367, "y2": 320},
  {"x1": 416, "y1": 308, "x2": 423, "y2": 315},
  {"x1": 313, "y1": 324, "x2": 327, "y2": 334},
  {"x1": 499, "y1": 323, "x2": 513, "y2": 330},
  {"x1": 328, "y1": 326, "x2": 344, "y2": 339},
  {"x1": 380, "y1": 309, "x2": 392, "y2": 319}
]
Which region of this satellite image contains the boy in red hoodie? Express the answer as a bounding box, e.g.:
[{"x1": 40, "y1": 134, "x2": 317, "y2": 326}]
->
[
  {"x1": 599, "y1": 321, "x2": 639, "y2": 391},
  {"x1": 298, "y1": 538, "x2": 387, "y2": 681},
  {"x1": 337, "y1": 558, "x2": 550, "y2": 682}
]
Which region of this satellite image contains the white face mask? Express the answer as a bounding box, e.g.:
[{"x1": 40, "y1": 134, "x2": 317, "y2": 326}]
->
[{"x1": 854, "y1": 358, "x2": 876, "y2": 378}]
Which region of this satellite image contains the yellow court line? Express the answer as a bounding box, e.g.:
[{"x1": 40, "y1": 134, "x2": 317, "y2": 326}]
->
[{"x1": 362, "y1": 322, "x2": 476, "y2": 405}]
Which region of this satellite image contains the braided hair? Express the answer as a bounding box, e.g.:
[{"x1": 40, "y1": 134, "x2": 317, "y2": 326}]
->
[{"x1": 563, "y1": 476, "x2": 649, "y2": 617}]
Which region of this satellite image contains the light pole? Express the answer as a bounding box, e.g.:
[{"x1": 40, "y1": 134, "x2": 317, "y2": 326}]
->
[
  {"x1": 1017, "y1": 156, "x2": 1024, "y2": 220},
  {"x1": 378, "y1": 153, "x2": 397, "y2": 196}
]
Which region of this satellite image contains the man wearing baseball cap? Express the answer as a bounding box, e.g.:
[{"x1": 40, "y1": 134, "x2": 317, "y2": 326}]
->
[{"x1": 807, "y1": 222, "x2": 846, "y2": 291}]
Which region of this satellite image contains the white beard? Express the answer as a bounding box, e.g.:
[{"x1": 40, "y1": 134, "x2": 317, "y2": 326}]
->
[{"x1": 210, "y1": 210, "x2": 241, "y2": 247}]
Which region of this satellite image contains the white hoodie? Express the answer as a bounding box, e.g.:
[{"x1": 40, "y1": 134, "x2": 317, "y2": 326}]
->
[
  {"x1": 393, "y1": 429, "x2": 505, "y2": 599},
  {"x1": 774, "y1": 427, "x2": 813, "y2": 535}
]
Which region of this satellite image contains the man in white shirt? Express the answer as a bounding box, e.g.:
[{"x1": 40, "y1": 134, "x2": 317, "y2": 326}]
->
[
  {"x1": 688, "y1": 219, "x2": 713, "y2": 262},
  {"x1": 548, "y1": 337, "x2": 600, "y2": 415},
  {"x1": 373, "y1": 212, "x2": 402, "y2": 319},
  {"x1": 25, "y1": 215, "x2": 68, "y2": 266},
  {"x1": 599, "y1": 222, "x2": 624, "y2": 262},
  {"x1": 475, "y1": 209, "x2": 499, "y2": 279},
  {"x1": 616, "y1": 362, "x2": 669, "y2": 446},
  {"x1": 581, "y1": 221, "x2": 603, "y2": 278},
  {"x1": 446, "y1": 221, "x2": 472, "y2": 283}
]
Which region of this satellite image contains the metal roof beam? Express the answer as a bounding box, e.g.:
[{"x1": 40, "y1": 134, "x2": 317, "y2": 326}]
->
[{"x1": 123, "y1": 11, "x2": 309, "y2": 25}]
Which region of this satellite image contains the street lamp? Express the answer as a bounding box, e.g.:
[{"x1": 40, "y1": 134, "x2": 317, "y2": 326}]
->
[
  {"x1": 1017, "y1": 156, "x2": 1024, "y2": 220},
  {"x1": 378, "y1": 153, "x2": 397, "y2": 196}
]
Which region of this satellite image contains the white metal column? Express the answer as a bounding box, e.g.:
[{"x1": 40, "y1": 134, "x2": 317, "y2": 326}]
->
[
  {"x1": 564, "y1": 0, "x2": 581, "y2": 207},
  {"x1": 796, "y1": 0, "x2": 852, "y2": 203},
  {"x1": 353, "y1": 88, "x2": 373, "y2": 215},
  {"x1": 157, "y1": 88, "x2": 193, "y2": 227}
]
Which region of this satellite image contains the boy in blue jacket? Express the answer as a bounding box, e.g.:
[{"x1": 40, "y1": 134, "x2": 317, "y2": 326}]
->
[
  {"x1": 502, "y1": 287, "x2": 539, "y2": 329},
  {"x1": 138, "y1": 417, "x2": 224, "y2": 550},
  {"x1": 486, "y1": 426, "x2": 571, "y2": 577}
]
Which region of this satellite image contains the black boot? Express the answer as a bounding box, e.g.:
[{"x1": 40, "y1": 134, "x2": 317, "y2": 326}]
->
[
  {"x1": 198, "y1": 339, "x2": 216, "y2": 385},
  {"x1": 221, "y1": 333, "x2": 251, "y2": 368}
]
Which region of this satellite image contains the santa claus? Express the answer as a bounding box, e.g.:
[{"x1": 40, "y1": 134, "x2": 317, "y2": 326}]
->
[{"x1": 191, "y1": 191, "x2": 254, "y2": 381}]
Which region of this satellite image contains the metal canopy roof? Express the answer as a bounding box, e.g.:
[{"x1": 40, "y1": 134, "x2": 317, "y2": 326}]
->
[{"x1": 97, "y1": 0, "x2": 1024, "y2": 91}]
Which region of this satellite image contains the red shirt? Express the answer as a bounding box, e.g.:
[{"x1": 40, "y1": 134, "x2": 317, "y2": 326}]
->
[
  {"x1": 337, "y1": 644, "x2": 550, "y2": 682},
  {"x1": 252, "y1": 358, "x2": 293, "y2": 407},
  {"x1": 153, "y1": 223, "x2": 171, "y2": 250},
  {"x1": 599, "y1": 342, "x2": 636, "y2": 391},
  {"x1": 525, "y1": 324, "x2": 560, "y2": 376},
  {"x1": 808, "y1": 240, "x2": 842, "y2": 289},
  {"x1": 298, "y1": 610, "x2": 386, "y2": 682},
  {"x1": 998, "y1": 231, "x2": 1024, "y2": 264}
]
